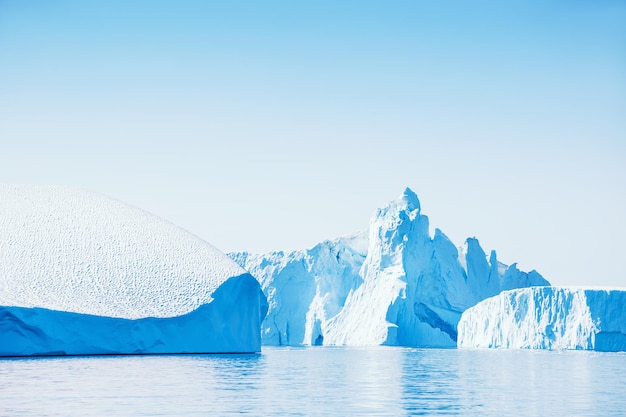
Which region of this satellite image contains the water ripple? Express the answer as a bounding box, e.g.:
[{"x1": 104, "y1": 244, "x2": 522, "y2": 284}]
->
[{"x1": 0, "y1": 348, "x2": 624, "y2": 416}]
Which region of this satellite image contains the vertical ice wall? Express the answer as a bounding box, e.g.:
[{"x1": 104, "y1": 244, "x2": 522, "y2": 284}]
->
[{"x1": 457, "y1": 287, "x2": 626, "y2": 351}]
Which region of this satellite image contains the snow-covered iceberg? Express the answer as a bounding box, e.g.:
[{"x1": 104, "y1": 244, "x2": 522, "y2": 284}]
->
[
  {"x1": 230, "y1": 188, "x2": 549, "y2": 347},
  {"x1": 457, "y1": 287, "x2": 626, "y2": 351},
  {"x1": 0, "y1": 185, "x2": 267, "y2": 356}
]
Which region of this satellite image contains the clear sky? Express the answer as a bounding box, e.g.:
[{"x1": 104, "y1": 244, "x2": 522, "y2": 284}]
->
[{"x1": 1, "y1": 1, "x2": 625, "y2": 287}]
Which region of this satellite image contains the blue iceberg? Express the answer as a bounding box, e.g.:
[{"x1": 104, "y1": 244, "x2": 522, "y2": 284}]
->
[
  {"x1": 0, "y1": 185, "x2": 267, "y2": 356},
  {"x1": 231, "y1": 188, "x2": 549, "y2": 347},
  {"x1": 457, "y1": 287, "x2": 626, "y2": 351}
]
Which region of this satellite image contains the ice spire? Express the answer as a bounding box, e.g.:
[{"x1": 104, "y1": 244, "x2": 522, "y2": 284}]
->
[{"x1": 401, "y1": 187, "x2": 421, "y2": 212}]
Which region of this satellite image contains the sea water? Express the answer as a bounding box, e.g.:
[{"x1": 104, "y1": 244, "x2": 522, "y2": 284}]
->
[{"x1": 0, "y1": 347, "x2": 624, "y2": 416}]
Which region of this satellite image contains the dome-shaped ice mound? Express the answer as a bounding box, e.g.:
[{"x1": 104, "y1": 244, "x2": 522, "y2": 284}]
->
[{"x1": 0, "y1": 185, "x2": 267, "y2": 356}]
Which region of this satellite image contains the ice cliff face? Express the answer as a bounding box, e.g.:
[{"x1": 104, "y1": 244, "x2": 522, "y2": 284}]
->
[
  {"x1": 229, "y1": 233, "x2": 367, "y2": 346},
  {"x1": 457, "y1": 287, "x2": 626, "y2": 351},
  {"x1": 0, "y1": 185, "x2": 267, "y2": 356},
  {"x1": 231, "y1": 188, "x2": 549, "y2": 347}
]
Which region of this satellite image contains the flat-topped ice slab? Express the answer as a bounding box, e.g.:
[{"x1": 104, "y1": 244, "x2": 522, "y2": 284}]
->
[{"x1": 457, "y1": 287, "x2": 626, "y2": 351}]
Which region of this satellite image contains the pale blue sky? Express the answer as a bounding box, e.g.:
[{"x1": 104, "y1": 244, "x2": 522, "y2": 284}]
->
[{"x1": 1, "y1": 1, "x2": 625, "y2": 287}]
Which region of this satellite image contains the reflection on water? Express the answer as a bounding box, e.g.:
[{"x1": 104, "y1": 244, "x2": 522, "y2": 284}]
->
[
  {"x1": 401, "y1": 349, "x2": 465, "y2": 415},
  {"x1": 0, "y1": 348, "x2": 624, "y2": 416}
]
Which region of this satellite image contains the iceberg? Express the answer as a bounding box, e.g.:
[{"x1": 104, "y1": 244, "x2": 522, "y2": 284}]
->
[
  {"x1": 0, "y1": 185, "x2": 267, "y2": 356},
  {"x1": 231, "y1": 188, "x2": 549, "y2": 347},
  {"x1": 231, "y1": 233, "x2": 367, "y2": 346},
  {"x1": 457, "y1": 287, "x2": 626, "y2": 351}
]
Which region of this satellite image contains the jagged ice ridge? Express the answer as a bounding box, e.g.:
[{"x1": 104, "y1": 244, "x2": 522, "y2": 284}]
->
[{"x1": 230, "y1": 188, "x2": 549, "y2": 347}]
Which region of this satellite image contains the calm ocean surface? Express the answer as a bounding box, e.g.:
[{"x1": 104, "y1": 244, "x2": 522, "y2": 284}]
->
[{"x1": 0, "y1": 347, "x2": 624, "y2": 416}]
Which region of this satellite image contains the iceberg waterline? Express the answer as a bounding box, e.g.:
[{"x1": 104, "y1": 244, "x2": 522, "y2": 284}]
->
[
  {"x1": 0, "y1": 274, "x2": 266, "y2": 356},
  {"x1": 231, "y1": 188, "x2": 550, "y2": 347},
  {"x1": 0, "y1": 185, "x2": 267, "y2": 356},
  {"x1": 457, "y1": 287, "x2": 626, "y2": 351}
]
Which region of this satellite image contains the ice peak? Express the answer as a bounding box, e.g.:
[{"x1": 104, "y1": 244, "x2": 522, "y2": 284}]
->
[{"x1": 400, "y1": 187, "x2": 421, "y2": 212}]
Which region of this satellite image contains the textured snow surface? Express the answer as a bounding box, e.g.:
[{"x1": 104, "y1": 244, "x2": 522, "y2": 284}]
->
[
  {"x1": 457, "y1": 287, "x2": 626, "y2": 351},
  {"x1": 231, "y1": 188, "x2": 549, "y2": 347},
  {"x1": 0, "y1": 185, "x2": 267, "y2": 355},
  {"x1": 0, "y1": 185, "x2": 245, "y2": 318}
]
